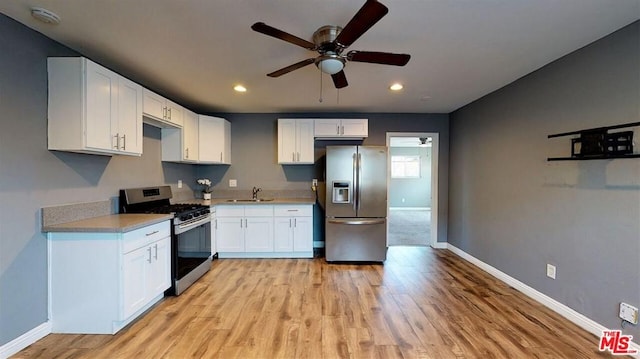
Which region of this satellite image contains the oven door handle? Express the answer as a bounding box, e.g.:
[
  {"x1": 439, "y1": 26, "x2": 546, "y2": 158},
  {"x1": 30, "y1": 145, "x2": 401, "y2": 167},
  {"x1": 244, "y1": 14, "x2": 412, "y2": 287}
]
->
[{"x1": 174, "y1": 215, "x2": 211, "y2": 234}]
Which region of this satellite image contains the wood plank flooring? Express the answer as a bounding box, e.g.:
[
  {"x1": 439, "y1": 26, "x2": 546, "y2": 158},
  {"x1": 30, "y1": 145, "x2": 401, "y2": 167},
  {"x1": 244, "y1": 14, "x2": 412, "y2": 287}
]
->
[{"x1": 13, "y1": 247, "x2": 613, "y2": 358}]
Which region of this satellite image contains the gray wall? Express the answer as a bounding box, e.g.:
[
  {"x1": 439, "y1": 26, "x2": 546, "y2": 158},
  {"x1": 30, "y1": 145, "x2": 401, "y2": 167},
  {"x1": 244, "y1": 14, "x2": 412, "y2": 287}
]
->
[
  {"x1": 449, "y1": 21, "x2": 639, "y2": 338},
  {"x1": 389, "y1": 146, "x2": 432, "y2": 208},
  {"x1": 0, "y1": 15, "x2": 197, "y2": 346}
]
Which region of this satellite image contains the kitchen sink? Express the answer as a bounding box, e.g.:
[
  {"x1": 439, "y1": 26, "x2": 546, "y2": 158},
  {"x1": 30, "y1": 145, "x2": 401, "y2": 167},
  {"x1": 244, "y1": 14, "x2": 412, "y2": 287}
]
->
[{"x1": 225, "y1": 198, "x2": 274, "y2": 202}]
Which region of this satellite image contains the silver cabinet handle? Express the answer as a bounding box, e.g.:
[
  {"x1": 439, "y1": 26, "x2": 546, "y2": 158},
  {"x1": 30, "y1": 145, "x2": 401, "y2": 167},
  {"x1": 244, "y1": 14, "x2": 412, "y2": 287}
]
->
[
  {"x1": 163, "y1": 106, "x2": 167, "y2": 119},
  {"x1": 289, "y1": 218, "x2": 292, "y2": 228},
  {"x1": 297, "y1": 152, "x2": 300, "y2": 161},
  {"x1": 146, "y1": 230, "x2": 159, "y2": 236},
  {"x1": 245, "y1": 219, "x2": 248, "y2": 227},
  {"x1": 340, "y1": 125, "x2": 344, "y2": 135},
  {"x1": 121, "y1": 134, "x2": 126, "y2": 150},
  {"x1": 185, "y1": 147, "x2": 189, "y2": 159},
  {"x1": 154, "y1": 243, "x2": 158, "y2": 260},
  {"x1": 287, "y1": 209, "x2": 298, "y2": 212},
  {"x1": 167, "y1": 107, "x2": 172, "y2": 120},
  {"x1": 147, "y1": 247, "x2": 152, "y2": 263},
  {"x1": 220, "y1": 152, "x2": 223, "y2": 162},
  {"x1": 240, "y1": 218, "x2": 243, "y2": 228},
  {"x1": 292, "y1": 152, "x2": 295, "y2": 162},
  {"x1": 336, "y1": 124, "x2": 339, "y2": 135},
  {"x1": 294, "y1": 218, "x2": 297, "y2": 227},
  {"x1": 113, "y1": 134, "x2": 119, "y2": 149},
  {"x1": 214, "y1": 219, "x2": 217, "y2": 229}
]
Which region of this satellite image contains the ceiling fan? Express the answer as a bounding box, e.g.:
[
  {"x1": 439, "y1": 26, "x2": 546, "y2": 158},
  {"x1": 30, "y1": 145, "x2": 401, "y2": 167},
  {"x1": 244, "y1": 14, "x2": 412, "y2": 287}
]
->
[{"x1": 251, "y1": 0, "x2": 411, "y2": 89}]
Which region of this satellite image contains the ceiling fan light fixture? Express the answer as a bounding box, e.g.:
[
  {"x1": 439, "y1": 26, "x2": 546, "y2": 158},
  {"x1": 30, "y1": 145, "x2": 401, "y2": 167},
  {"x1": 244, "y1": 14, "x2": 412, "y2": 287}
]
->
[{"x1": 317, "y1": 56, "x2": 345, "y2": 75}]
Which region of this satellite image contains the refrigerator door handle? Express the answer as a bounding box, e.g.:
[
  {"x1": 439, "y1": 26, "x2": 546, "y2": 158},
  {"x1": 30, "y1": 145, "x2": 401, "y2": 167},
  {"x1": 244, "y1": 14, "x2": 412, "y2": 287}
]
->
[
  {"x1": 327, "y1": 218, "x2": 385, "y2": 225},
  {"x1": 352, "y1": 153, "x2": 358, "y2": 212},
  {"x1": 357, "y1": 152, "x2": 362, "y2": 212}
]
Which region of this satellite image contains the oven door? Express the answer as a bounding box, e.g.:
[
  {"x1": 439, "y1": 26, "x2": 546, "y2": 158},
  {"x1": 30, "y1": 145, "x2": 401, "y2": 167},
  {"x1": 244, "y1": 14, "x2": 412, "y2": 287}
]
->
[{"x1": 172, "y1": 215, "x2": 211, "y2": 295}]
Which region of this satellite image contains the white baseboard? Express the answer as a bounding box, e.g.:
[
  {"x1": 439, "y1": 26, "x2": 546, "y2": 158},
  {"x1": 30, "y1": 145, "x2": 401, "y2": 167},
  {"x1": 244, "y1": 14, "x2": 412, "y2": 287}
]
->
[
  {"x1": 0, "y1": 321, "x2": 51, "y2": 359},
  {"x1": 446, "y1": 243, "x2": 639, "y2": 358},
  {"x1": 431, "y1": 241, "x2": 447, "y2": 249}
]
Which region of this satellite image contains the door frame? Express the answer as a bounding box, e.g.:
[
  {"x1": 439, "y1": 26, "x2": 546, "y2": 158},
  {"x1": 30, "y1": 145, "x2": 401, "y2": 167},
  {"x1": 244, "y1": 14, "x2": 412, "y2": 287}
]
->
[{"x1": 386, "y1": 132, "x2": 440, "y2": 248}]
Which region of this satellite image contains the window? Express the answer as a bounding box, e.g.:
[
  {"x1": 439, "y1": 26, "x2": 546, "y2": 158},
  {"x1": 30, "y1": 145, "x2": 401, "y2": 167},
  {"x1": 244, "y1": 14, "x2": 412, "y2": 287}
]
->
[{"x1": 391, "y1": 155, "x2": 420, "y2": 178}]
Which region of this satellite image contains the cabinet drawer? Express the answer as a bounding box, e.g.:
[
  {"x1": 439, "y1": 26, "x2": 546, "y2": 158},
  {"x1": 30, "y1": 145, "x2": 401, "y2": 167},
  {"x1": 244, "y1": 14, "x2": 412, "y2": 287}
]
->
[
  {"x1": 123, "y1": 221, "x2": 170, "y2": 254},
  {"x1": 216, "y1": 206, "x2": 245, "y2": 217},
  {"x1": 245, "y1": 205, "x2": 273, "y2": 217},
  {"x1": 274, "y1": 205, "x2": 312, "y2": 217}
]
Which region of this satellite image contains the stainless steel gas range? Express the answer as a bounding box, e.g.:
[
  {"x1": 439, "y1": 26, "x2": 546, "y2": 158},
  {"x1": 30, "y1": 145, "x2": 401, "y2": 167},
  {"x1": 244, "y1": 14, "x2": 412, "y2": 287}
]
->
[{"x1": 119, "y1": 186, "x2": 211, "y2": 295}]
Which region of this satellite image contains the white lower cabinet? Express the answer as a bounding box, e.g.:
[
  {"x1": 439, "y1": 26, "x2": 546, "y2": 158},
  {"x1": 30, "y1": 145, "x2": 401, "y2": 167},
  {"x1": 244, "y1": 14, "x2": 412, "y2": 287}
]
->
[
  {"x1": 216, "y1": 205, "x2": 273, "y2": 255},
  {"x1": 48, "y1": 220, "x2": 171, "y2": 334},
  {"x1": 273, "y1": 206, "x2": 313, "y2": 254},
  {"x1": 216, "y1": 204, "x2": 313, "y2": 258}
]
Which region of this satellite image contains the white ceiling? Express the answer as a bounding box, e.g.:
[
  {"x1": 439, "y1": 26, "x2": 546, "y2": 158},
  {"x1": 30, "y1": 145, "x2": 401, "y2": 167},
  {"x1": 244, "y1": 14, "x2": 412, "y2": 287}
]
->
[{"x1": 1, "y1": 1, "x2": 638, "y2": 114}]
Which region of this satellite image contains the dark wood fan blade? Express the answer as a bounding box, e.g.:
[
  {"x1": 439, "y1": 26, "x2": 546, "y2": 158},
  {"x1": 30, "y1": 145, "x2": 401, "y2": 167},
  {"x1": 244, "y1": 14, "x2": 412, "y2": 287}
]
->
[
  {"x1": 334, "y1": 1, "x2": 388, "y2": 48},
  {"x1": 267, "y1": 58, "x2": 316, "y2": 77},
  {"x1": 251, "y1": 22, "x2": 316, "y2": 50},
  {"x1": 331, "y1": 70, "x2": 348, "y2": 88},
  {"x1": 347, "y1": 51, "x2": 410, "y2": 66}
]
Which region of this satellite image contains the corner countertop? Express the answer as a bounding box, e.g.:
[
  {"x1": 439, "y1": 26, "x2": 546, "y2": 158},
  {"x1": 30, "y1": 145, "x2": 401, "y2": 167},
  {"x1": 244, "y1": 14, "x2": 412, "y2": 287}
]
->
[
  {"x1": 184, "y1": 198, "x2": 316, "y2": 206},
  {"x1": 43, "y1": 213, "x2": 173, "y2": 233}
]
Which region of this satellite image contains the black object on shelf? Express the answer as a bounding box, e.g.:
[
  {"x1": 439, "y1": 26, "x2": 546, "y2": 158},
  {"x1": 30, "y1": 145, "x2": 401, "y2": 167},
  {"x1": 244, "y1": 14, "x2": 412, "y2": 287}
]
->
[{"x1": 548, "y1": 121, "x2": 640, "y2": 161}]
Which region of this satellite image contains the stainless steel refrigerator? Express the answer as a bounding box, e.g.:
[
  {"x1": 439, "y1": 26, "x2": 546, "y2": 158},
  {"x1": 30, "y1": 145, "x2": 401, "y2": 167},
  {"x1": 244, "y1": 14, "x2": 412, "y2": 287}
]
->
[{"x1": 325, "y1": 145, "x2": 388, "y2": 262}]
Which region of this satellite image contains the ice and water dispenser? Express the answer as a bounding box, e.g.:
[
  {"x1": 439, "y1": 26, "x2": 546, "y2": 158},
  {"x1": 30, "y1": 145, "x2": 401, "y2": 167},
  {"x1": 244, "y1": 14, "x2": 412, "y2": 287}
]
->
[{"x1": 332, "y1": 181, "x2": 351, "y2": 204}]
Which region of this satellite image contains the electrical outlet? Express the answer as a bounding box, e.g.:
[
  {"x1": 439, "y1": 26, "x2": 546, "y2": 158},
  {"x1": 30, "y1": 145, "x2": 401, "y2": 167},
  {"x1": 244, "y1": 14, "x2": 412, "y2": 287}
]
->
[
  {"x1": 178, "y1": 180, "x2": 182, "y2": 189},
  {"x1": 546, "y1": 264, "x2": 556, "y2": 279},
  {"x1": 229, "y1": 179, "x2": 237, "y2": 188},
  {"x1": 620, "y1": 302, "x2": 638, "y2": 324}
]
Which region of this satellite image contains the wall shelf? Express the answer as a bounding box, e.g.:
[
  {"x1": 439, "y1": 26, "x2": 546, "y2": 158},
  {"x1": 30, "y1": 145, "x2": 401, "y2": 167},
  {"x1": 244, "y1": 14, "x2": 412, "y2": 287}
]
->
[{"x1": 547, "y1": 121, "x2": 640, "y2": 161}]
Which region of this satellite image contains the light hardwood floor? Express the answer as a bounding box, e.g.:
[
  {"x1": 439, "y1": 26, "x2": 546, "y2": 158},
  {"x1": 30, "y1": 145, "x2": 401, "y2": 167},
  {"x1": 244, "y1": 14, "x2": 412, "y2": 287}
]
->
[{"x1": 14, "y1": 247, "x2": 611, "y2": 358}]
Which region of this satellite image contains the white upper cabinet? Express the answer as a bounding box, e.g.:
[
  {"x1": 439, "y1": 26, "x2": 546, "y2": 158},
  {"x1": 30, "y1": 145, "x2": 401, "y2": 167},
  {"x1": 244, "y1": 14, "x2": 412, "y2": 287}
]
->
[
  {"x1": 161, "y1": 109, "x2": 198, "y2": 162},
  {"x1": 47, "y1": 57, "x2": 143, "y2": 156},
  {"x1": 198, "y1": 115, "x2": 231, "y2": 164},
  {"x1": 278, "y1": 118, "x2": 314, "y2": 164},
  {"x1": 314, "y1": 119, "x2": 368, "y2": 139},
  {"x1": 142, "y1": 89, "x2": 183, "y2": 128}
]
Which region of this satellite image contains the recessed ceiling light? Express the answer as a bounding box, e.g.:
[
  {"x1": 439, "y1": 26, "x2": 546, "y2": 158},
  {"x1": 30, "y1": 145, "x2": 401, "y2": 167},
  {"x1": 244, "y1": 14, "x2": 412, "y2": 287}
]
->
[
  {"x1": 233, "y1": 85, "x2": 247, "y2": 93},
  {"x1": 389, "y1": 83, "x2": 403, "y2": 91},
  {"x1": 31, "y1": 7, "x2": 61, "y2": 25}
]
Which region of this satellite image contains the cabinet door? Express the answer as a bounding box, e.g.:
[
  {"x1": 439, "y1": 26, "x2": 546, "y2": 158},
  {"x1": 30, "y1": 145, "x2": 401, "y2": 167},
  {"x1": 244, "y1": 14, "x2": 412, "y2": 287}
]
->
[
  {"x1": 340, "y1": 119, "x2": 368, "y2": 137},
  {"x1": 274, "y1": 217, "x2": 293, "y2": 252},
  {"x1": 142, "y1": 89, "x2": 165, "y2": 121},
  {"x1": 117, "y1": 77, "x2": 143, "y2": 155},
  {"x1": 182, "y1": 109, "x2": 199, "y2": 162},
  {"x1": 122, "y1": 246, "x2": 149, "y2": 319},
  {"x1": 216, "y1": 217, "x2": 244, "y2": 252},
  {"x1": 278, "y1": 119, "x2": 297, "y2": 164},
  {"x1": 222, "y1": 119, "x2": 231, "y2": 164},
  {"x1": 292, "y1": 217, "x2": 313, "y2": 252},
  {"x1": 85, "y1": 61, "x2": 117, "y2": 152},
  {"x1": 165, "y1": 100, "x2": 183, "y2": 127},
  {"x1": 314, "y1": 119, "x2": 340, "y2": 137},
  {"x1": 296, "y1": 119, "x2": 315, "y2": 163},
  {"x1": 199, "y1": 115, "x2": 228, "y2": 163},
  {"x1": 209, "y1": 211, "x2": 216, "y2": 256},
  {"x1": 244, "y1": 217, "x2": 274, "y2": 252},
  {"x1": 148, "y1": 237, "x2": 171, "y2": 297}
]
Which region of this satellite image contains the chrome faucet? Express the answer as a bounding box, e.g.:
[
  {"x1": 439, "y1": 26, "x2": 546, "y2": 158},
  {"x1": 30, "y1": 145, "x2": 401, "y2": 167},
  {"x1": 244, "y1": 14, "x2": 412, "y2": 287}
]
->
[{"x1": 252, "y1": 186, "x2": 261, "y2": 200}]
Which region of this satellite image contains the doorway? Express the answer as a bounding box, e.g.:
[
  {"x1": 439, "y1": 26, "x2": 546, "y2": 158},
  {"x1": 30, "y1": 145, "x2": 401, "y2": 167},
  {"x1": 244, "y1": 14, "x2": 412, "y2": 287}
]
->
[{"x1": 386, "y1": 132, "x2": 439, "y2": 247}]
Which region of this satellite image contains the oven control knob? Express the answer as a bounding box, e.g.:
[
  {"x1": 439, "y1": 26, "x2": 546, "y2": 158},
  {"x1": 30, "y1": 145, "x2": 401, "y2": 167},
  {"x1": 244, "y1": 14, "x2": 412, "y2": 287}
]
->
[{"x1": 203, "y1": 209, "x2": 210, "y2": 214}]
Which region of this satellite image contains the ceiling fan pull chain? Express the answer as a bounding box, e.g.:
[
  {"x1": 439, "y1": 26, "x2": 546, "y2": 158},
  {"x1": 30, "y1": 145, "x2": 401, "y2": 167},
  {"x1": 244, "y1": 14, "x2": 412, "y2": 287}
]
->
[
  {"x1": 337, "y1": 88, "x2": 340, "y2": 105},
  {"x1": 319, "y1": 71, "x2": 323, "y2": 103}
]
